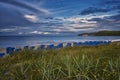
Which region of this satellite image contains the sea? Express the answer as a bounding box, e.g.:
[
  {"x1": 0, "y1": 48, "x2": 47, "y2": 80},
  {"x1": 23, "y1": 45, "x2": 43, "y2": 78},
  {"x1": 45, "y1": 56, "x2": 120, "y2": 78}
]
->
[{"x1": 0, "y1": 35, "x2": 120, "y2": 48}]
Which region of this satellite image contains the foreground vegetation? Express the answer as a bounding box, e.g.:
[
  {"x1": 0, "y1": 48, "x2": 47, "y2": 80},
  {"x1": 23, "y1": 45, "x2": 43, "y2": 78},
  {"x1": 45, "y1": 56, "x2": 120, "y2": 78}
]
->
[{"x1": 0, "y1": 42, "x2": 120, "y2": 80}]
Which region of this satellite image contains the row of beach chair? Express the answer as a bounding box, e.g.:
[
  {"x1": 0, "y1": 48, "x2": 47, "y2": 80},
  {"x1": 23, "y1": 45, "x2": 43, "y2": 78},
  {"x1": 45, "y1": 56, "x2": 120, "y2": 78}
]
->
[{"x1": 0, "y1": 41, "x2": 111, "y2": 57}]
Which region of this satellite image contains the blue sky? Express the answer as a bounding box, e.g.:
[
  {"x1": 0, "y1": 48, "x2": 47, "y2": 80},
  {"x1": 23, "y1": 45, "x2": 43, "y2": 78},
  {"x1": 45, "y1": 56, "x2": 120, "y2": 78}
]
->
[{"x1": 0, "y1": 0, "x2": 120, "y2": 36}]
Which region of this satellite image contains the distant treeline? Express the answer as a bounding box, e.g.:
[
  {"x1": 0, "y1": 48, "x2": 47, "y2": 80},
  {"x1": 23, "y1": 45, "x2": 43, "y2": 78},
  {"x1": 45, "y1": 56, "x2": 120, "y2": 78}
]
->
[{"x1": 78, "y1": 31, "x2": 120, "y2": 36}]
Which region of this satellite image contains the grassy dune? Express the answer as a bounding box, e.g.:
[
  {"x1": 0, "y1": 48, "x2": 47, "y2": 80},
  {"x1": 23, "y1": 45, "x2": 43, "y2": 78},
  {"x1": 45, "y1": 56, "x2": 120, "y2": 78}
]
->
[{"x1": 0, "y1": 42, "x2": 120, "y2": 80}]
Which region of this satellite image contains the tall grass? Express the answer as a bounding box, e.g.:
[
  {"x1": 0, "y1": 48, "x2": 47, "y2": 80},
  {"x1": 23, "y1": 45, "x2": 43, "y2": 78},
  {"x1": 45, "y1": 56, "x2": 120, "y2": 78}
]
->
[{"x1": 0, "y1": 42, "x2": 120, "y2": 80}]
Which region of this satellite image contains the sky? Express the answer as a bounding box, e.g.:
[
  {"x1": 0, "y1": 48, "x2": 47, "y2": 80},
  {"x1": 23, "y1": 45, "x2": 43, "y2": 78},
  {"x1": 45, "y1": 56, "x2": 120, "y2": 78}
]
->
[{"x1": 0, "y1": 0, "x2": 120, "y2": 36}]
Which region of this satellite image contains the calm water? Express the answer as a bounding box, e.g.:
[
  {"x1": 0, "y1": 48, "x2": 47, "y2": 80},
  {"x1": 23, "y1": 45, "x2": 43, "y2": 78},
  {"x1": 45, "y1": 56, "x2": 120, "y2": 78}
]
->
[{"x1": 0, "y1": 35, "x2": 120, "y2": 48}]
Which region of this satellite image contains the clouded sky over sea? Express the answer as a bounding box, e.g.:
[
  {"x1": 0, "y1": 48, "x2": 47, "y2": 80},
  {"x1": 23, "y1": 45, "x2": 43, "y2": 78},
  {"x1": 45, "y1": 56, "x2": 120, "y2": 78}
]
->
[{"x1": 0, "y1": 0, "x2": 120, "y2": 36}]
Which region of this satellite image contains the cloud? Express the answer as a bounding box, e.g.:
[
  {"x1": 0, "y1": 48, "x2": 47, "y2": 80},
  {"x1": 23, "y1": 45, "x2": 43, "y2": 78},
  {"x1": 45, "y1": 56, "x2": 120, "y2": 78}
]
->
[
  {"x1": 105, "y1": 14, "x2": 120, "y2": 21},
  {"x1": 0, "y1": 0, "x2": 49, "y2": 14},
  {"x1": 79, "y1": 0, "x2": 120, "y2": 15},
  {"x1": 80, "y1": 7, "x2": 110, "y2": 15},
  {"x1": 0, "y1": 3, "x2": 33, "y2": 28},
  {"x1": 89, "y1": 14, "x2": 120, "y2": 23},
  {"x1": 24, "y1": 14, "x2": 38, "y2": 22},
  {"x1": 18, "y1": 32, "x2": 23, "y2": 35},
  {"x1": 44, "y1": 16, "x2": 99, "y2": 32},
  {"x1": 104, "y1": 0, "x2": 120, "y2": 11},
  {"x1": 0, "y1": 28, "x2": 16, "y2": 32},
  {"x1": 0, "y1": 0, "x2": 49, "y2": 29},
  {"x1": 104, "y1": 0, "x2": 120, "y2": 5},
  {"x1": 30, "y1": 31, "x2": 43, "y2": 34},
  {"x1": 30, "y1": 31, "x2": 51, "y2": 35},
  {"x1": 88, "y1": 14, "x2": 120, "y2": 30}
]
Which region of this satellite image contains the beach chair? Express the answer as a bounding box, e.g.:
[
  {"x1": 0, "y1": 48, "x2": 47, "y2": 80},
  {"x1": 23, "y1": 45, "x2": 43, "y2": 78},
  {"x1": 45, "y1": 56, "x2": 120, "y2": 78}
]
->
[
  {"x1": 73, "y1": 42, "x2": 79, "y2": 46},
  {"x1": 66, "y1": 43, "x2": 72, "y2": 47},
  {"x1": 14, "y1": 48, "x2": 21, "y2": 53},
  {"x1": 97, "y1": 41, "x2": 104, "y2": 45},
  {"x1": 78, "y1": 42, "x2": 83, "y2": 46},
  {"x1": 24, "y1": 46, "x2": 29, "y2": 49},
  {"x1": 83, "y1": 41, "x2": 89, "y2": 46},
  {"x1": 38, "y1": 45, "x2": 45, "y2": 49},
  {"x1": 6, "y1": 47, "x2": 15, "y2": 54},
  {"x1": 55, "y1": 43, "x2": 63, "y2": 49},
  {"x1": 108, "y1": 41, "x2": 111, "y2": 44},
  {"x1": 0, "y1": 53, "x2": 5, "y2": 57},
  {"x1": 90, "y1": 41, "x2": 99, "y2": 46},
  {"x1": 46, "y1": 44, "x2": 54, "y2": 49},
  {"x1": 103, "y1": 41, "x2": 109, "y2": 44},
  {"x1": 30, "y1": 46, "x2": 35, "y2": 50}
]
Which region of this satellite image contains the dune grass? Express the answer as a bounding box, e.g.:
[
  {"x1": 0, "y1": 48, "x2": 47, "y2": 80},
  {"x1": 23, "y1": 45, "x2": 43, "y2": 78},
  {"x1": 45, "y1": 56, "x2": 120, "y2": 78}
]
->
[{"x1": 0, "y1": 42, "x2": 120, "y2": 80}]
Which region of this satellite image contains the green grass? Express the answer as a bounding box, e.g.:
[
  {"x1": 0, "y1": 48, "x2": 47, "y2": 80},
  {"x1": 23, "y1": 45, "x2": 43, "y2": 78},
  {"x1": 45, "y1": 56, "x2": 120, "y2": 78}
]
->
[{"x1": 0, "y1": 42, "x2": 120, "y2": 80}]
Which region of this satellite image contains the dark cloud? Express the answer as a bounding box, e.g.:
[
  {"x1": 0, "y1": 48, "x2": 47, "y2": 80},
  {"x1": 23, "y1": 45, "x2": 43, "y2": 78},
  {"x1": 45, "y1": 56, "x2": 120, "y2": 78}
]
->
[
  {"x1": 105, "y1": 14, "x2": 120, "y2": 21},
  {"x1": 80, "y1": 7, "x2": 109, "y2": 15},
  {"x1": 104, "y1": 0, "x2": 120, "y2": 5},
  {"x1": 88, "y1": 18, "x2": 103, "y2": 22},
  {"x1": 0, "y1": 0, "x2": 49, "y2": 29},
  {"x1": 88, "y1": 14, "x2": 120, "y2": 30},
  {"x1": 0, "y1": 3, "x2": 34, "y2": 28},
  {"x1": 35, "y1": 21, "x2": 63, "y2": 27},
  {"x1": 80, "y1": 0, "x2": 120, "y2": 15},
  {"x1": 89, "y1": 14, "x2": 120, "y2": 22},
  {"x1": 0, "y1": 0, "x2": 48, "y2": 14},
  {"x1": 74, "y1": 26, "x2": 95, "y2": 29}
]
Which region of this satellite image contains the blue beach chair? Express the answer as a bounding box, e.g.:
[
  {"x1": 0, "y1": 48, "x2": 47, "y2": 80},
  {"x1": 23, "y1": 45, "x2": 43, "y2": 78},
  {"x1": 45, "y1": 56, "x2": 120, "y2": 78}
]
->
[
  {"x1": 103, "y1": 41, "x2": 108, "y2": 44},
  {"x1": 84, "y1": 41, "x2": 89, "y2": 46},
  {"x1": 73, "y1": 42, "x2": 79, "y2": 46},
  {"x1": 55, "y1": 43, "x2": 63, "y2": 49},
  {"x1": 78, "y1": 42, "x2": 83, "y2": 46},
  {"x1": 82, "y1": 41, "x2": 90, "y2": 46},
  {"x1": 46, "y1": 44, "x2": 54, "y2": 49},
  {"x1": 6, "y1": 47, "x2": 15, "y2": 54},
  {"x1": 24, "y1": 46, "x2": 29, "y2": 49},
  {"x1": 14, "y1": 48, "x2": 21, "y2": 53},
  {"x1": 38, "y1": 45, "x2": 45, "y2": 49},
  {"x1": 89, "y1": 41, "x2": 95, "y2": 46},
  {"x1": 30, "y1": 46, "x2": 35, "y2": 50},
  {"x1": 94, "y1": 41, "x2": 102, "y2": 46},
  {"x1": 89, "y1": 41, "x2": 96, "y2": 46},
  {"x1": 0, "y1": 53, "x2": 5, "y2": 57},
  {"x1": 108, "y1": 41, "x2": 111, "y2": 44},
  {"x1": 66, "y1": 43, "x2": 72, "y2": 47}
]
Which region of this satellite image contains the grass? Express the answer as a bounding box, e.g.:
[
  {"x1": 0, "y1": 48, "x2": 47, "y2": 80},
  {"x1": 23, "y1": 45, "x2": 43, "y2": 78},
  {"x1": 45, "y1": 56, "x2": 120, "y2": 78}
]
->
[{"x1": 0, "y1": 42, "x2": 120, "y2": 80}]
